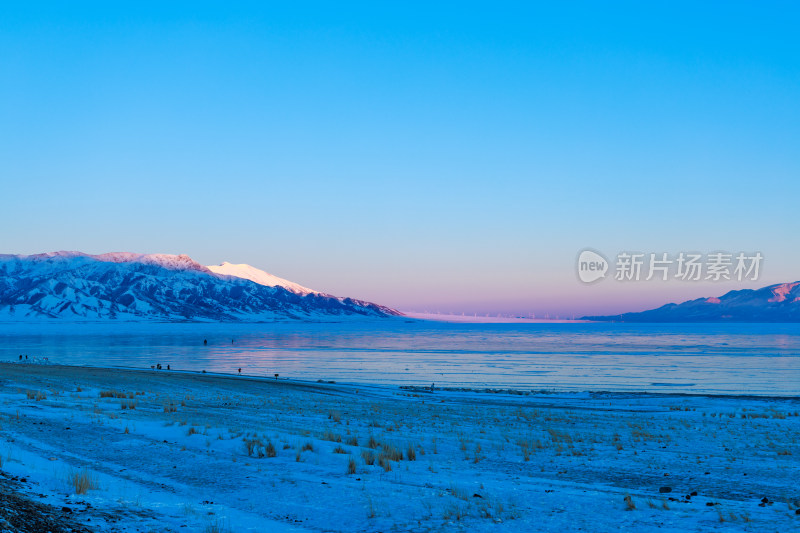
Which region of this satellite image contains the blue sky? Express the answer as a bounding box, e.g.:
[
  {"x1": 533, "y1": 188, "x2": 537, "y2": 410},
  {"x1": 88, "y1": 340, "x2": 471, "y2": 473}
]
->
[{"x1": 1, "y1": 2, "x2": 798, "y2": 315}]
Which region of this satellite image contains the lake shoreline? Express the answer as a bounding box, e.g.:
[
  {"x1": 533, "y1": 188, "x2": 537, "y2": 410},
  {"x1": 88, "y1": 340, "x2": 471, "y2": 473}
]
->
[
  {"x1": 7, "y1": 361, "x2": 800, "y2": 400},
  {"x1": 3, "y1": 321, "x2": 798, "y2": 396}
]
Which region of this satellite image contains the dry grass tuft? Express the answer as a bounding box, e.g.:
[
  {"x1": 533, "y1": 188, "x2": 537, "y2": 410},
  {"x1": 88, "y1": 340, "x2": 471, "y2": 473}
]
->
[
  {"x1": 443, "y1": 503, "x2": 467, "y2": 521},
  {"x1": 624, "y1": 494, "x2": 636, "y2": 511},
  {"x1": 26, "y1": 390, "x2": 46, "y2": 401},
  {"x1": 361, "y1": 450, "x2": 376, "y2": 465},
  {"x1": 380, "y1": 444, "x2": 403, "y2": 462},
  {"x1": 323, "y1": 430, "x2": 342, "y2": 443},
  {"x1": 121, "y1": 399, "x2": 137, "y2": 410},
  {"x1": 265, "y1": 441, "x2": 277, "y2": 457},
  {"x1": 99, "y1": 390, "x2": 127, "y2": 399},
  {"x1": 243, "y1": 437, "x2": 277, "y2": 458},
  {"x1": 450, "y1": 485, "x2": 470, "y2": 501},
  {"x1": 547, "y1": 428, "x2": 573, "y2": 444},
  {"x1": 68, "y1": 469, "x2": 98, "y2": 495},
  {"x1": 406, "y1": 444, "x2": 417, "y2": 461},
  {"x1": 518, "y1": 438, "x2": 543, "y2": 461},
  {"x1": 204, "y1": 519, "x2": 229, "y2": 533}
]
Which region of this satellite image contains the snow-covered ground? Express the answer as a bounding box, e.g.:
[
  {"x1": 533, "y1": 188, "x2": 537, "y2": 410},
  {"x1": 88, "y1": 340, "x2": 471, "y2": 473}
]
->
[{"x1": 0, "y1": 363, "x2": 798, "y2": 532}]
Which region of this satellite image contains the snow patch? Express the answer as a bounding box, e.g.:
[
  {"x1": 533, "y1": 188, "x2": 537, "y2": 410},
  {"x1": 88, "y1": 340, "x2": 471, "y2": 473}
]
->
[
  {"x1": 768, "y1": 282, "x2": 799, "y2": 302},
  {"x1": 207, "y1": 262, "x2": 317, "y2": 295}
]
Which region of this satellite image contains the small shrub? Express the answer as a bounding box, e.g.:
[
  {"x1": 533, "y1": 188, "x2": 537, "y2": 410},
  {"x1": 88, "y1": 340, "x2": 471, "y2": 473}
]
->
[{"x1": 347, "y1": 458, "x2": 357, "y2": 474}]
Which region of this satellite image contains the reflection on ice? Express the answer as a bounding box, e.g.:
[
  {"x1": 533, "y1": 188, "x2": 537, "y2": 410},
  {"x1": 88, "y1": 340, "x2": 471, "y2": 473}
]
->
[{"x1": 0, "y1": 321, "x2": 798, "y2": 395}]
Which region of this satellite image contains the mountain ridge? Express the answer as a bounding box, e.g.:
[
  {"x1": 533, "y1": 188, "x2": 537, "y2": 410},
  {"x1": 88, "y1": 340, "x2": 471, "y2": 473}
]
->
[
  {"x1": 582, "y1": 281, "x2": 800, "y2": 322},
  {"x1": 0, "y1": 252, "x2": 400, "y2": 322}
]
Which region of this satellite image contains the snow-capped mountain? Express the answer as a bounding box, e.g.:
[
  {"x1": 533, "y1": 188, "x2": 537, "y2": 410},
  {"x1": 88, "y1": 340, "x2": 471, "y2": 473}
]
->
[
  {"x1": 583, "y1": 281, "x2": 800, "y2": 322},
  {"x1": 207, "y1": 262, "x2": 316, "y2": 295},
  {"x1": 0, "y1": 252, "x2": 400, "y2": 321}
]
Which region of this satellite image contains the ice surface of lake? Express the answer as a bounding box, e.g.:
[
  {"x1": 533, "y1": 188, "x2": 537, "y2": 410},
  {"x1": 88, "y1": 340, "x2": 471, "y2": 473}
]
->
[{"x1": 1, "y1": 320, "x2": 798, "y2": 395}]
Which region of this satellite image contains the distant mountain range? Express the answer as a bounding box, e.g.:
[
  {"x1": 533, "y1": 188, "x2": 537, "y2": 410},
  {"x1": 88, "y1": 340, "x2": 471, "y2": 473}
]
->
[
  {"x1": 0, "y1": 252, "x2": 400, "y2": 321},
  {"x1": 583, "y1": 281, "x2": 800, "y2": 322}
]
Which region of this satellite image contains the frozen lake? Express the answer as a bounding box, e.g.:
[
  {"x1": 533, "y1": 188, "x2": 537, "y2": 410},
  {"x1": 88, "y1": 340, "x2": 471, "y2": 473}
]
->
[{"x1": 1, "y1": 320, "x2": 798, "y2": 395}]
